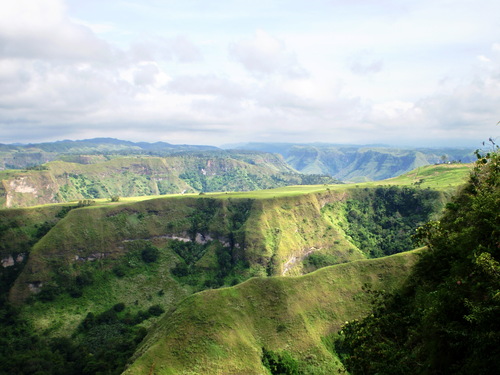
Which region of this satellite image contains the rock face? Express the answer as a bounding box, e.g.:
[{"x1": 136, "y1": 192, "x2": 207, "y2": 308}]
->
[
  {"x1": 3, "y1": 174, "x2": 59, "y2": 208},
  {"x1": 1, "y1": 253, "x2": 25, "y2": 268},
  {"x1": 1, "y1": 255, "x2": 14, "y2": 268}
]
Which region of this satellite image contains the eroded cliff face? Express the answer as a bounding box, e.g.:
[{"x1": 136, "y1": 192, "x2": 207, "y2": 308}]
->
[
  {"x1": 242, "y1": 190, "x2": 362, "y2": 276},
  {"x1": 7, "y1": 191, "x2": 362, "y2": 306},
  {"x1": 0, "y1": 155, "x2": 322, "y2": 208},
  {"x1": 3, "y1": 174, "x2": 60, "y2": 208}
]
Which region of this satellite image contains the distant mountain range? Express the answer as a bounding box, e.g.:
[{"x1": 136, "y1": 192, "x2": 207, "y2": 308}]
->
[
  {"x1": 226, "y1": 142, "x2": 476, "y2": 182},
  {"x1": 0, "y1": 138, "x2": 218, "y2": 169},
  {"x1": 0, "y1": 138, "x2": 476, "y2": 183}
]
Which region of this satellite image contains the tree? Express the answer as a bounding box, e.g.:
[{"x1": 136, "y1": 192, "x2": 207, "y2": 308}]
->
[
  {"x1": 141, "y1": 244, "x2": 159, "y2": 263},
  {"x1": 337, "y1": 145, "x2": 500, "y2": 374}
]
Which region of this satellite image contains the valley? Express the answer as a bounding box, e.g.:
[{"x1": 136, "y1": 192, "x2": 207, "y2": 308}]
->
[
  {"x1": 1, "y1": 143, "x2": 494, "y2": 375},
  {"x1": 0, "y1": 138, "x2": 496, "y2": 375},
  {"x1": 0, "y1": 138, "x2": 475, "y2": 210}
]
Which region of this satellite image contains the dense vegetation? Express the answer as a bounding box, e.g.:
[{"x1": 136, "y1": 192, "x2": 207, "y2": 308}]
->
[
  {"x1": 0, "y1": 238, "x2": 164, "y2": 374},
  {"x1": 0, "y1": 153, "x2": 339, "y2": 208},
  {"x1": 0, "y1": 161, "x2": 474, "y2": 374},
  {"x1": 335, "y1": 146, "x2": 499, "y2": 374},
  {"x1": 340, "y1": 186, "x2": 442, "y2": 257}
]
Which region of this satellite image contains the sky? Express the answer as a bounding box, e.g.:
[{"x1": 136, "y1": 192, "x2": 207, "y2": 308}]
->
[{"x1": 0, "y1": 0, "x2": 499, "y2": 147}]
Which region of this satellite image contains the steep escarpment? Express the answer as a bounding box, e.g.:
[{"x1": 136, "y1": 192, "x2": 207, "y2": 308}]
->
[
  {"x1": 0, "y1": 153, "x2": 337, "y2": 208},
  {"x1": 1, "y1": 167, "x2": 459, "y2": 375},
  {"x1": 8, "y1": 182, "x2": 445, "y2": 314}
]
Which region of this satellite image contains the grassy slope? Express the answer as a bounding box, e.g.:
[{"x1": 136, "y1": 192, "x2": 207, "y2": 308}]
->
[
  {"x1": 369, "y1": 163, "x2": 472, "y2": 190},
  {"x1": 8, "y1": 163, "x2": 469, "y2": 305},
  {"x1": 124, "y1": 250, "x2": 420, "y2": 375},
  {"x1": 9, "y1": 191, "x2": 364, "y2": 335},
  {"x1": 1, "y1": 163, "x2": 470, "y2": 372},
  {"x1": 8, "y1": 197, "x2": 203, "y2": 304},
  {"x1": 0, "y1": 205, "x2": 65, "y2": 258}
]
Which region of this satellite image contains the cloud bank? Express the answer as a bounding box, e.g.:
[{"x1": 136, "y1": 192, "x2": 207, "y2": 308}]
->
[{"x1": 0, "y1": 0, "x2": 498, "y2": 146}]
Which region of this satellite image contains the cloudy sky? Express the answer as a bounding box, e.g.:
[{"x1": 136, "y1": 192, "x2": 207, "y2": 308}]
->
[{"x1": 1, "y1": 0, "x2": 499, "y2": 147}]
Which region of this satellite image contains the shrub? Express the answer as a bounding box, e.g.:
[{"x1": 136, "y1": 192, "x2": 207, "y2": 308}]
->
[
  {"x1": 141, "y1": 244, "x2": 159, "y2": 263},
  {"x1": 262, "y1": 348, "x2": 299, "y2": 375},
  {"x1": 148, "y1": 305, "x2": 165, "y2": 317},
  {"x1": 113, "y1": 303, "x2": 125, "y2": 312},
  {"x1": 77, "y1": 199, "x2": 95, "y2": 207},
  {"x1": 112, "y1": 265, "x2": 127, "y2": 277}
]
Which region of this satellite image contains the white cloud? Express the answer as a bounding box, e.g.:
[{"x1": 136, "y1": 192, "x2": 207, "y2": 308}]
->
[
  {"x1": 0, "y1": 0, "x2": 499, "y2": 146},
  {"x1": 167, "y1": 75, "x2": 245, "y2": 98},
  {"x1": 229, "y1": 30, "x2": 307, "y2": 78},
  {"x1": 0, "y1": 0, "x2": 114, "y2": 62},
  {"x1": 129, "y1": 35, "x2": 202, "y2": 63}
]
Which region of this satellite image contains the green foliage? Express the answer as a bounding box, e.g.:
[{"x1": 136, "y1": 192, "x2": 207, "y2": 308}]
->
[
  {"x1": 337, "y1": 147, "x2": 500, "y2": 374},
  {"x1": 171, "y1": 240, "x2": 207, "y2": 266},
  {"x1": 113, "y1": 302, "x2": 126, "y2": 312},
  {"x1": 148, "y1": 304, "x2": 165, "y2": 316},
  {"x1": 75, "y1": 305, "x2": 151, "y2": 374},
  {"x1": 170, "y1": 239, "x2": 244, "y2": 289},
  {"x1": 141, "y1": 244, "x2": 159, "y2": 263},
  {"x1": 0, "y1": 298, "x2": 149, "y2": 375},
  {"x1": 262, "y1": 348, "x2": 299, "y2": 375},
  {"x1": 25, "y1": 164, "x2": 49, "y2": 170},
  {"x1": 341, "y1": 186, "x2": 442, "y2": 257},
  {"x1": 303, "y1": 253, "x2": 339, "y2": 273},
  {"x1": 77, "y1": 199, "x2": 95, "y2": 207},
  {"x1": 32, "y1": 267, "x2": 95, "y2": 302},
  {"x1": 0, "y1": 316, "x2": 72, "y2": 374}
]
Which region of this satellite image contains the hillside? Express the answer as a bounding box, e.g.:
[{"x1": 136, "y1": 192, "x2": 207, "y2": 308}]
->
[
  {"x1": 230, "y1": 142, "x2": 475, "y2": 182},
  {"x1": 124, "y1": 251, "x2": 420, "y2": 375},
  {"x1": 0, "y1": 153, "x2": 337, "y2": 208},
  {"x1": 1, "y1": 138, "x2": 476, "y2": 188},
  {"x1": 0, "y1": 163, "x2": 471, "y2": 374},
  {"x1": 336, "y1": 147, "x2": 500, "y2": 374}
]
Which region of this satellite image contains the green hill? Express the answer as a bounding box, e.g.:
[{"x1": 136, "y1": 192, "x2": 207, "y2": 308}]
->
[
  {"x1": 0, "y1": 138, "x2": 219, "y2": 170},
  {"x1": 0, "y1": 162, "x2": 473, "y2": 374},
  {"x1": 0, "y1": 153, "x2": 337, "y2": 208},
  {"x1": 124, "y1": 251, "x2": 420, "y2": 375},
  {"x1": 335, "y1": 149, "x2": 500, "y2": 374}
]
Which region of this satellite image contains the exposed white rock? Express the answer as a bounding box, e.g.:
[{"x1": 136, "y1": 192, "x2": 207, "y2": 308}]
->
[{"x1": 1, "y1": 255, "x2": 14, "y2": 268}]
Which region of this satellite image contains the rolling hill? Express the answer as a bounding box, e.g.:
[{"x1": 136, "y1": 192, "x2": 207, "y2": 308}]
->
[
  {"x1": 124, "y1": 251, "x2": 420, "y2": 375},
  {"x1": 0, "y1": 162, "x2": 473, "y2": 374}
]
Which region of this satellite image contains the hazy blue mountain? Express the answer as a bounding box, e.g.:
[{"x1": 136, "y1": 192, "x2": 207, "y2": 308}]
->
[{"x1": 227, "y1": 142, "x2": 476, "y2": 181}]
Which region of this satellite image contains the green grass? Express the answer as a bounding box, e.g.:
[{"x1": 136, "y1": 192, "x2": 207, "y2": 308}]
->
[
  {"x1": 369, "y1": 163, "x2": 471, "y2": 190},
  {"x1": 108, "y1": 163, "x2": 472, "y2": 203},
  {"x1": 21, "y1": 243, "x2": 189, "y2": 337},
  {"x1": 0, "y1": 162, "x2": 474, "y2": 374},
  {"x1": 124, "y1": 250, "x2": 421, "y2": 375},
  {"x1": 1, "y1": 162, "x2": 471, "y2": 210}
]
